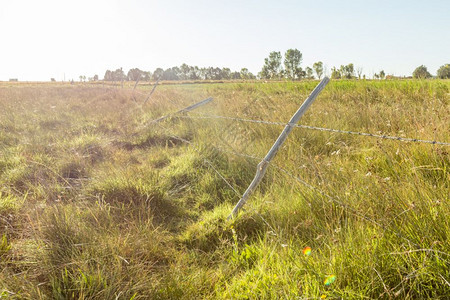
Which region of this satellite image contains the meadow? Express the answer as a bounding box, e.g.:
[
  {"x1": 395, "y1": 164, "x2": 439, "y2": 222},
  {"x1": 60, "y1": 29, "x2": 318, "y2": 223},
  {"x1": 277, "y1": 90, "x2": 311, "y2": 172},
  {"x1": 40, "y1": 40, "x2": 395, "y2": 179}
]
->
[{"x1": 0, "y1": 79, "x2": 449, "y2": 299}]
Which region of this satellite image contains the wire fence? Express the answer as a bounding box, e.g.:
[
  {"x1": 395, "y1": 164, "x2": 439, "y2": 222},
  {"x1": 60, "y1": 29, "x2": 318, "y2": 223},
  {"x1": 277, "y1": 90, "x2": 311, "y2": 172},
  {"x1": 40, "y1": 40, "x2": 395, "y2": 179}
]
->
[
  {"x1": 155, "y1": 111, "x2": 450, "y2": 264},
  {"x1": 181, "y1": 113, "x2": 450, "y2": 146},
  {"x1": 102, "y1": 80, "x2": 450, "y2": 264},
  {"x1": 4, "y1": 79, "x2": 445, "y2": 296},
  {"x1": 78, "y1": 84, "x2": 450, "y2": 298},
  {"x1": 152, "y1": 75, "x2": 450, "y2": 241}
]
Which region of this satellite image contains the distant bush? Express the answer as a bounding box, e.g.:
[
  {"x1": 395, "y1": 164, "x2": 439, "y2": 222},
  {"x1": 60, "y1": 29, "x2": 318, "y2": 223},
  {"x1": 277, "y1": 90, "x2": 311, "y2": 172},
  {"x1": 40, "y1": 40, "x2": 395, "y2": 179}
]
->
[
  {"x1": 436, "y1": 64, "x2": 450, "y2": 79},
  {"x1": 412, "y1": 65, "x2": 432, "y2": 79}
]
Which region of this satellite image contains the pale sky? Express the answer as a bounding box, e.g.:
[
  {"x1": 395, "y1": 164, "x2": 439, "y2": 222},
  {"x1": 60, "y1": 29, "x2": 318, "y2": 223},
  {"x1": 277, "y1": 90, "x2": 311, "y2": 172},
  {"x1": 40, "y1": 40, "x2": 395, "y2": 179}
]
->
[{"x1": 0, "y1": 0, "x2": 449, "y2": 81}]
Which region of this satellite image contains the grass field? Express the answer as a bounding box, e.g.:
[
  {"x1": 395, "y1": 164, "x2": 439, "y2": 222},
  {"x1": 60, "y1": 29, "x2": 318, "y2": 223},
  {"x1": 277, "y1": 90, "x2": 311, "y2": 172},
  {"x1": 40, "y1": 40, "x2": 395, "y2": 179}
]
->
[{"x1": 0, "y1": 79, "x2": 449, "y2": 299}]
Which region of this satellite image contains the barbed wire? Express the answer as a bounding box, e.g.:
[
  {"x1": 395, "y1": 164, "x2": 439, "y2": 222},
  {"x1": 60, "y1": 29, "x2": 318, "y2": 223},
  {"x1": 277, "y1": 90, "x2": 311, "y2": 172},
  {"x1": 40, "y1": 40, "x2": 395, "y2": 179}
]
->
[{"x1": 182, "y1": 113, "x2": 450, "y2": 146}]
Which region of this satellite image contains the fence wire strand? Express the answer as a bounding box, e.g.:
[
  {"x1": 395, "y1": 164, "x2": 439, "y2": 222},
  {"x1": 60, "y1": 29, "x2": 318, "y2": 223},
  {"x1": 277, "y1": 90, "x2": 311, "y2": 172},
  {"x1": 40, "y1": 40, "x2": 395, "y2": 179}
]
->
[{"x1": 182, "y1": 113, "x2": 450, "y2": 146}]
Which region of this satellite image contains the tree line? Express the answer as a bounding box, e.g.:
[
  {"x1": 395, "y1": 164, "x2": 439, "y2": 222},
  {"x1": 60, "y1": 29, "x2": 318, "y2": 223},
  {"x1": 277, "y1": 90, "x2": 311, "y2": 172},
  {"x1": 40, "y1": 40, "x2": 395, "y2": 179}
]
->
[
  {"x1": 412, "y1": 64, "x2": 449, "y2": 79},
  {"x1": 258, "y1": 49, "x2": 324, "y2": 80},
  {"x1": 91, "y1": 50, "x2": 449, "y2": 82},
  {"x1": 330, "y1": 63, "x2": 449, "y2": 80},
  {"x1": 102, "y1": 65, "x2": 256, "y2": 82}
]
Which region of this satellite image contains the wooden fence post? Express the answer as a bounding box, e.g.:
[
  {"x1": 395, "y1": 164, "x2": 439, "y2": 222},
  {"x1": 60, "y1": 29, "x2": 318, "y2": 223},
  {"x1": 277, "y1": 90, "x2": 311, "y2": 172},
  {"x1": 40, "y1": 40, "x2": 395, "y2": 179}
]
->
[
  {"x1": 147, "y1": 97, "x2": 214, "y2": 125},
  {"x1": 228, "y1": 77, "x2": 330, "y2": 219},
  {"x1": 143, "y1": 78, "x2": 161, "y2": 104}
]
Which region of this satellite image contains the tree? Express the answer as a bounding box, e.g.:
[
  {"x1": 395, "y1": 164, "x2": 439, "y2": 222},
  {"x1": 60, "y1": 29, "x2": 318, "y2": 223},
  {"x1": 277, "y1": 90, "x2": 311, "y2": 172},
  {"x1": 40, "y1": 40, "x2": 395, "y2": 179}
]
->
[
  {"x1": 104, "y1": 70, "x2": 112, "y2": 81},
  {"x1": 247, "y1": 71, "x2": 256, "y2": 80},
  {"x1": 231, "y1": 71, "x2": 241, "y2": 80},
  {"x1": 340, "y1": 63, "x2": 354, "y2": 79},
  {"x1": 436, "y1": 64, "x2": 450, "y2": 79},
  {"x1": 200, "y1": 67, "x2": 223, "y2": 80},
  {"x1": 199, "y1": 68, "x2": 208, "y2": 80},
  {"x1": 127, "y1": 68, "x2": 146, "y2": 81},
  {"x1": 260, "y1": 51, "x2": 283, "y2": 79},
  {"x1": 105, "y1": 68, "x2": 125, "y2": 82},
  {"x1": 211, "y1": 67, "x2": 223, "y2": 80},
  {"x1": 189, "y1": 66, "x2": 200, "y2": 80},
  {"x1": 379, "y1": 70, "x2": 385, "y2": 80},
  {"x1": 162, "y1": 67, "x2": 180, "y2": 80},
  {"x1": 356, "y1": 67, "x2": 363, "y2": 79},
  {"x1": 240, "y1": 68, "x2": 250, "y2": 80},
  {"x1": 152, "y1": 68, "x2": 164, "y2": 80},
  {"x1": 412, "y1": 65, "x2": 431, "y2": 79},
  {"x1": 179, "y1": 64, "x2": 191, "y2": 80},
  {"x1": 284, "y1": 49, "x2": 303, "y2": 80},
  {"x1": 331, "y1": 67, "x2": 341, "y2": 79},
  {"x1": 143, "y1": 72, "x2": 151, "y2": 81},
  {"x1": 221, "y1": 67, "x2": 231, "y2": 80},
  {"x1": 313, "y1": 61, "x2": 324, "y2": 79},
  {"x1": 93, "y1": 74, "x2": 99, "y2": 81},
  {"x1": 305, "y1": 67, "x2": 314, "y2": 79}
]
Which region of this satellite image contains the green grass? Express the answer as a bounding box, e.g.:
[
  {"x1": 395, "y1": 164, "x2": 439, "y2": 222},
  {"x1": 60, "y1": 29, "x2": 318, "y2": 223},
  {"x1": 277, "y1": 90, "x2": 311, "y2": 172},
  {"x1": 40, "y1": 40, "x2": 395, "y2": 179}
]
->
[{"x1": 0, "y1": 79, "x2": 449, "y2": 299}]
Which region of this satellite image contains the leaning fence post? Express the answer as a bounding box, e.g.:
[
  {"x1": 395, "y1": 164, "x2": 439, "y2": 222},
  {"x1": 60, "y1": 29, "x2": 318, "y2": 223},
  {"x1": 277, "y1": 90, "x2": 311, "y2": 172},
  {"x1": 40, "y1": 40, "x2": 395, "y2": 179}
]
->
[
  {"x1": 143, "y1": 78, "x2": 161, "y2": 104},
  {"x1": 133, "y1": 78, "x2": 140, "y2": 90},
  {"x1": 228, "y1": 77, "x2": 330, "y2": 219},
  {"x1": 146, "y1": 97, "x2": 214, "y2": 125}
]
